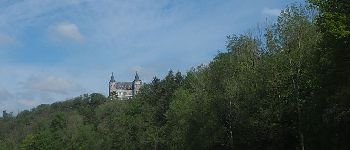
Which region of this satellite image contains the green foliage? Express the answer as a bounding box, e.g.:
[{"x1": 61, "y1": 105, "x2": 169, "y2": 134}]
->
[{"x1": 0, "y1": 1, "x2": 349, "y2": 149}]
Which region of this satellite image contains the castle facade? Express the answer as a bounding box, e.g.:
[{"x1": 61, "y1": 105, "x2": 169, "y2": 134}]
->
[{"x1": 108, "y1": 72, "x2": 142, "y2": 99}]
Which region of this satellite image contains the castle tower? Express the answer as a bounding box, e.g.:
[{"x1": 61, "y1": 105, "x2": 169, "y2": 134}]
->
[
  {"x1": 109, "y1": 72, "x2": 117, "y2": 97},
  {"x1": 132, "y1": 71, "x2": 142, "y2": 96},
  {"x1": 3, "y1": 110, "x2": 7, "y2": 118}
]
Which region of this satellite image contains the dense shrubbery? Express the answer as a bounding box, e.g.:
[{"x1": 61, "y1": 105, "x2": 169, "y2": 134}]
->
[{"x1": 1, "y1": 1, "x2": 349, "y2": 149}]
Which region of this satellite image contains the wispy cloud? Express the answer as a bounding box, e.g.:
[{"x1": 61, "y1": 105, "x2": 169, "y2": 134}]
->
[
  {"x1": 22, "y1": 75, "x2": 82, "y2": 94},
  {"x1": 0, "y1": 88, "x2": 14, "y2": 101},
  {"x1": 50, "y1": 22, "x2": 84, "y2": 42},
  {"x1": 16, "y1": 98, "x2": 40, "y2": 108},
  {"x1": 130, "y1": 66, "x2": 142, "y2": 72},
  {"x1": 0, "y1": 0, "x2": 306, "y2": 113},
  {"x1": 0, "y1": 33, "x2": 16, "y2": 45},
  {"x1": 128, "y1": 66, "x2": 156, "y2": 80},
  {"x1": 0, "y1": 88, "x2": 14, "y2": 111},
  {"x1": 0, "y1": 64, "x2": 87, "y2": 113},
  {"x1": 0, "y1": 88, "x2": 38, "y2": 112},
  {"x1": 262, "y1": 7, "x2": 281, "y2": 16}
]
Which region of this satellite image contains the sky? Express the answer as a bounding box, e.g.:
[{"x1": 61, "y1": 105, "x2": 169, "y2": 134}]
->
[{"x1": 0, "y1": 0, "x2": 305, "y2": 113}]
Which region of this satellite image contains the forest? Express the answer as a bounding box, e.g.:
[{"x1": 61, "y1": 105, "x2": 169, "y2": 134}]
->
[{"x1": 0, "y1": 0, "x2": 349, "y2": 149}]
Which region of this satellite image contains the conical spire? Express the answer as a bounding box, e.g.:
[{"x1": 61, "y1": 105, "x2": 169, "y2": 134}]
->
[
  {"x1": 110, "y1": 72, "x2": 115, "y2": 82},
  {"x1": 134, "y1": 71, "x2": 140, "y2": 81}
]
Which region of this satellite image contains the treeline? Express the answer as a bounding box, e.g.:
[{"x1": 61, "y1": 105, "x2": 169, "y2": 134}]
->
[{"x1": 1, "y1": 1, "x2": 349, "y2": 149}]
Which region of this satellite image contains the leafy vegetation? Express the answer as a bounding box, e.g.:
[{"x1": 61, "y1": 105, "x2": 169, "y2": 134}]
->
[{"x1": 1, "y1": 1, "x2": 349, "y2": 149}]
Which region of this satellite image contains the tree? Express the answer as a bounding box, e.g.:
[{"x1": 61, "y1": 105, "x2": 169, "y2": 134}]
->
[{"x1": 308, "y1": 0, "x2": 350, "y2": 149}]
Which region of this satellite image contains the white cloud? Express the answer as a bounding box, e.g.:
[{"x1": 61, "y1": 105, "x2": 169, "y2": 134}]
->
[
  {"x1": 130, "y1": 66, "x2": 142, "y2": 72},
  {"x1": 0, "y1": 88, "x2": 16, "y2": 111},
  {"x1": 0, "y1": 65, "x2": 87, "y2": 113},
  {"x1": 0, "y1": 89, "x2": 39, "y2": 113},
  {"x1": 0, "y1": 0, "x2": 300, "y2": 113},
  {"x1": 23, "y1": 75, "x2": 81, "y2": 94},
  {"x1": 0, "y1": 88, "x2": 14, "y2": 104},
  {"x1": 128, "y1": 66, "x2": 156, "y2": 82},
  {"x1": 262, "y1": 7, "x2": 281, "y2": 16},
  {"x1": 0, "y1": 33, "x2": 16, "y2": 45},
  {"x1": 16, "y1": 98, "x2": 40, "y2": 108},
  {"x1": 51, "y1": 22, "x2": 84, "y2": 42}
]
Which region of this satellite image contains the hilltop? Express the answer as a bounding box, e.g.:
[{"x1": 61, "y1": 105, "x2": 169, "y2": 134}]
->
[{"x1": 1, "y1": 1, "x2": 350, "y2": 149}]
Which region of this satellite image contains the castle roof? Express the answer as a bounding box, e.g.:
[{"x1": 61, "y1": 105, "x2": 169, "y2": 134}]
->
[
  {"x1": 110, "y1": 72, "x2": 115, "y2": 82},
  {"x1": 134, "y1": 71, "x2": 140, "y2": 81},
  {"x1": 116, "y1": 82, "x2": 133, "y2": 90}
]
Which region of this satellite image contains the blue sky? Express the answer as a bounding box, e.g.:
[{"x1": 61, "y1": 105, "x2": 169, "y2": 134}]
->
[{"x1": 0, "y1": 0, "x2": 304, "y2": 113}]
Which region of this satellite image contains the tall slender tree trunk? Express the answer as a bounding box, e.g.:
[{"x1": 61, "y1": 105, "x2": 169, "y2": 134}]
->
[
  {"x1": 229, "y1": 101, "x2": 234, "y2": 149},
  {"x1": 154, "y1": 138, "x2": 157, "y2": 150},
  {"x1": 298, "y1": 34, "x2": 305, "y2": 150},
  {"x1": 291, "y1": 35, "x2": 305, "y2": 150},
  {"x1": 291, "y1": 60, "x2": 304, "y2": 150}
]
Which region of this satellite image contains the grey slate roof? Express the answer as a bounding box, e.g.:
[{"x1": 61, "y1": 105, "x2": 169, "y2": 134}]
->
[
  {"x1": 116, "y1": 82, "x2": 133, "y2": 90},
  {"x1": 134, "y1": 72, "x2": 140, "y2": 81}
]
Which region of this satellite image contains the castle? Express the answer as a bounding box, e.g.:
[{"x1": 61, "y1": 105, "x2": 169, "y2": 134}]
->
[{"x1": 108, "y1": 72, "x2": 142, "y2": 99}]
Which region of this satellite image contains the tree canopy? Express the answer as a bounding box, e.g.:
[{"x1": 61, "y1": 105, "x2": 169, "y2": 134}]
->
[{"x1": 1, "y1": 1, "x2": 349, "y2": 149}]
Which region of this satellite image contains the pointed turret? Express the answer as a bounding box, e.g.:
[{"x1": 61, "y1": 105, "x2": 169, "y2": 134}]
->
[
  {"x1": 132, "y1": 71, "x2": 142, "y2": 96},
  {"x1": 110, "y1": 72, "x2": 115, "y2": 82},
  {"x1": 109, "y1": 72, "x2": 117, "y2": 97},
  {"x1": 134, "y1": 71, "x2": 140, "y2": 81}
]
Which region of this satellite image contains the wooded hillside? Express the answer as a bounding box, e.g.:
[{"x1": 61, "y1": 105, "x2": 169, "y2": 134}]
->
[{"x1": 1, "y1": 1, "x2": 349, "y2": 149}]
